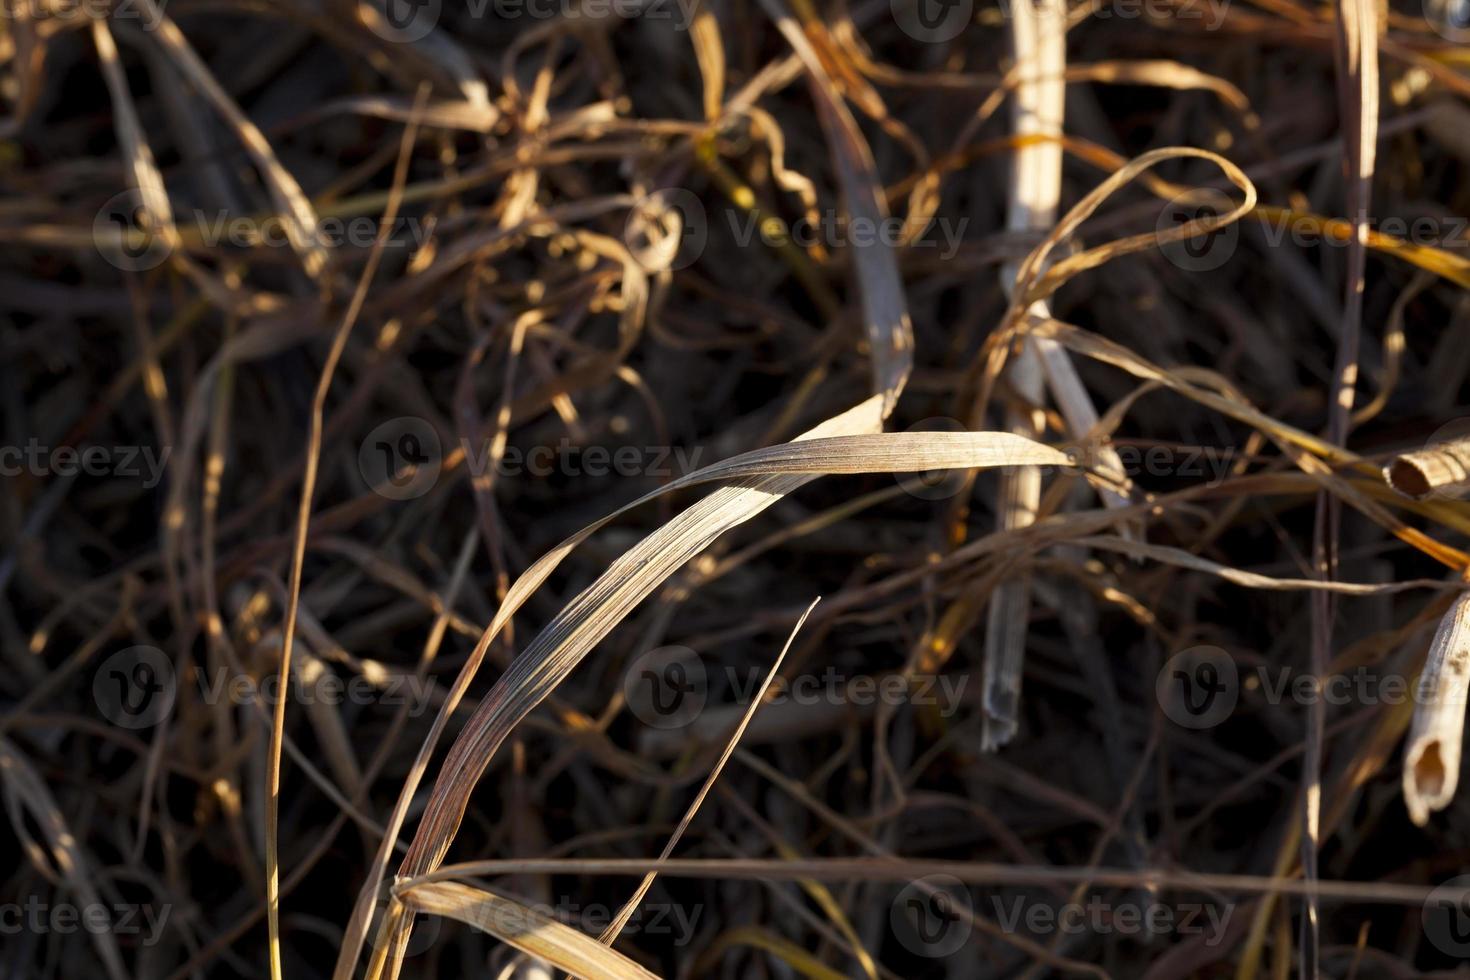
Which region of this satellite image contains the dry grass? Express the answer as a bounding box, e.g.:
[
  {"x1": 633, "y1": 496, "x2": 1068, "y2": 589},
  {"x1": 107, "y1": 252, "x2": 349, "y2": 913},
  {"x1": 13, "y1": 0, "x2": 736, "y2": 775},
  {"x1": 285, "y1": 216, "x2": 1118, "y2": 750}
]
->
[{"x1": 6, "y1": 0, "x2": 1470, "y2": 978}]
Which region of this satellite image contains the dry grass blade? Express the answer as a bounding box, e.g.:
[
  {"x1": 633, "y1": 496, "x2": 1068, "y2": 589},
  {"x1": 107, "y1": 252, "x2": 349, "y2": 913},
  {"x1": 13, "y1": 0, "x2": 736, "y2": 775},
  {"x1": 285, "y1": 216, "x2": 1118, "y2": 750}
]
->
[
  {"x1": 1078, "y1": 536, "x2": 1456, "y2": 594},
  {"x1": 395, "y1": 880, "x2": 661, "y2": 980},
  {"x1": 408, "y1": 856, "x2": 1470, "y2": 905},
  {"x1": 377, "y1": 403, "x2": 1069, "y2": 972},
  {"x1": 1403, "y1": 591, "x2": 1470, "y2": 826},
  {"x1": 0, "y1": 737, "x2": 127, "y2": 980},
  {"x1": 982, "y1": 0, "x2": 1067, "y2": 752},
  {"x1": 1308, "y1": 1, "x2": 1379, "y2": 968},
  {"x1": 268, "y1": 90, "x2": 428, "y2": 980}
]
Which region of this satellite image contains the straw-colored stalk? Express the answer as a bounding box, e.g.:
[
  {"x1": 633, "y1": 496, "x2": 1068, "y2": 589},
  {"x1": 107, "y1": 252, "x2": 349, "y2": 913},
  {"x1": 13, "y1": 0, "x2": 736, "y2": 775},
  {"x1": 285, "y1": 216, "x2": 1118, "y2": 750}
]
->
[
  {"x1": 1384, "y1": 436, "x2": 1470, "y2": 499},
  {"x1": 982, "y1": 0, "x2": 1066, "y2": 750},
  {"x1": 1404, "y1": 590, "x2": 1470, "y2": 826}
]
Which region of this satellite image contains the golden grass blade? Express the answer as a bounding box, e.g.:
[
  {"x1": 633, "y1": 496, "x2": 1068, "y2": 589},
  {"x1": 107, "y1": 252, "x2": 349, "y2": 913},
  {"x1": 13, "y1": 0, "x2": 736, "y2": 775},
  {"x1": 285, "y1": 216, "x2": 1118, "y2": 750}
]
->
[
  {"x1": 1310, "y1": 0, "x2": 1378, "y2": 965},
  {"x1": 689, "y1": 3, "x2": 725, "y2": 122},
  {"x1": 269, "y1": 90, "x2": 427, "y2": 980},
  {"x1": 1403, "y1": 591, "x2": 1470, "y2": 826},
  {"x1": 395, "y1": 880, "x2": 661, "y2": 980}
]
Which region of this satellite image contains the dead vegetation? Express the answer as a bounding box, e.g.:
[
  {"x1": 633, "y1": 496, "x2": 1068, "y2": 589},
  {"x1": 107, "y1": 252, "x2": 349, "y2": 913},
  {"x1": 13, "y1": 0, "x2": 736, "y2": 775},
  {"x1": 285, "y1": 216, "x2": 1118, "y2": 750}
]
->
[{"x1": 5, "y1": 0, "x2": 1470, "y2": 977}]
